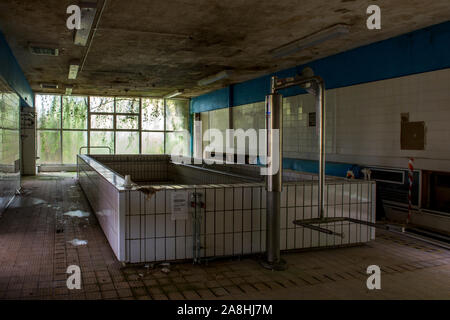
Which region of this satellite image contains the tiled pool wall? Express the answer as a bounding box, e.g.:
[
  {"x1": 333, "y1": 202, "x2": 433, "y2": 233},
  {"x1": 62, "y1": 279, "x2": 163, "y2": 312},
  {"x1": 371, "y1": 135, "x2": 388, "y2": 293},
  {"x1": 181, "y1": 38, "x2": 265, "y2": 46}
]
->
[
  {"x1": 78, "y1": 156, "x2": 125, "y2": 260},
  {"x1": 89, "y1": 154, "x2": 252, "y2": 184},
  {"x1": 196, "y1": 161, "x2": 339, "y2": 182},
  {"x1": 89, "y1": 154, "x2": 170, "y2": 182},
  {"x1": 77, "y1": 154, "x2": 376, "y2": 264},
  {"x1": 123, "y1": 180, "x2": 375, "y2": 263}
]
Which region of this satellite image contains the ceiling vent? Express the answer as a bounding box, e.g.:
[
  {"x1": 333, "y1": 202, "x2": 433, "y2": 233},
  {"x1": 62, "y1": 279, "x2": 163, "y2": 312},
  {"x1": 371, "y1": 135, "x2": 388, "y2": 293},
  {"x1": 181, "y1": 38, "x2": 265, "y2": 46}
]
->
[
  {"x1": 29, "y1": 44, "x2": 59, "y2": 56},
  {"x1": 40, "y1": 83, "x2": 59, "y2": 89}
]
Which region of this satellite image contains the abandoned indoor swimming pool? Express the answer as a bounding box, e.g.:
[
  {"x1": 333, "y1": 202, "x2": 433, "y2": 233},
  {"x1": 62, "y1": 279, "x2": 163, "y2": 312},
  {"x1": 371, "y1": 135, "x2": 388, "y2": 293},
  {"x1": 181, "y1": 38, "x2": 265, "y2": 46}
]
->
[
  {"x1": 1, "y1": 1, "x2": 450, "y2": 303},
  {"x1": 77, "y1": 154, "x2": 376, "y2": 264}
]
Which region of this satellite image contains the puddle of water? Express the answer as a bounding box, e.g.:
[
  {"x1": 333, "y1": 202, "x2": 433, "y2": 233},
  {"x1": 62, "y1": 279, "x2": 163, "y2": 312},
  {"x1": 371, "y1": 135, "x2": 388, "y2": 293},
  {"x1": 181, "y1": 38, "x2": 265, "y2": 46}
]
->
[
  {"x1": 63, "y1": 210, "x2": 90, "y2": 218},
  {"x1": 68, "y1": 239, "x2": 88, "y2": 246},
  {"x1": 9, "y1": 197, "x2": 46, "y2": 208}
]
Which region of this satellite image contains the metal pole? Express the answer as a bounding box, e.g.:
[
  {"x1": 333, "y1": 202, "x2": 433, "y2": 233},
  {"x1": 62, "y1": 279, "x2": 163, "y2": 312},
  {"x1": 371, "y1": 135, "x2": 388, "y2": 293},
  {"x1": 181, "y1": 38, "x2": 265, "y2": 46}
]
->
[
  {"x1": 261, "y1": 73, "x2": 325, "y2": 270},
  {"x1": 317, "y1": 80, "x2": 326, "y2": 219},
  {"x1": 273, "y1": 76, "x2": 326, "y2": 219},
  {"x1": 263, "y1": 77, "x2": 285, "y2": 269}
]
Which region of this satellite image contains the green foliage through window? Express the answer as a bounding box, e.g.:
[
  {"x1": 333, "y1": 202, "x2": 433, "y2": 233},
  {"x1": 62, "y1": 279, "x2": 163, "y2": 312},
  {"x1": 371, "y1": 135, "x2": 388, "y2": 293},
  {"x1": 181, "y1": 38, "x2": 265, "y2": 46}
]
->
[{"x1": 36, "y1": 95, "x2": 189, "y2": 164}]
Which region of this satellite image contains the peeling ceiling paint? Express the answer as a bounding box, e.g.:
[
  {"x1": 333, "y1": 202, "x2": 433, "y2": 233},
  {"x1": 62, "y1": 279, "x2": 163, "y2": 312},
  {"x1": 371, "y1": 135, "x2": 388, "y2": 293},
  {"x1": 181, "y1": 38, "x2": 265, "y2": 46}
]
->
[{"x1": 0, "y1": 0, "x2": 449, "y2": 98}]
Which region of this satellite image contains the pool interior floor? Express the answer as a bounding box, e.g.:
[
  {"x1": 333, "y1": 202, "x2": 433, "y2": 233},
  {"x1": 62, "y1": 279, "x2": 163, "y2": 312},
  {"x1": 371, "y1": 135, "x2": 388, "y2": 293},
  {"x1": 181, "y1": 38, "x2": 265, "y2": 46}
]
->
[{"x1": 0, "y1": 173, "x2": 448, "y2": 300}]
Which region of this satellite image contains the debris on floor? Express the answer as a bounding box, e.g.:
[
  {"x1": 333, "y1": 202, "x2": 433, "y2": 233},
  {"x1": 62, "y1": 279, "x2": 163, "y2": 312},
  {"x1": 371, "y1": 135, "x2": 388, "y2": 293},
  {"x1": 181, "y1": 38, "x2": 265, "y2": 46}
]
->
[
  {"x1": 67, "y1": 239, "x2": 88, "y2": 246},
  {"x1": 63, "y1": 210, "x2": 90, "y2": 218},
  {"x1": 161, "y1": 267, "x2": 170, "y2": 274},
  {"x1": 9, "y1": 197, "x2": 46, "y2": 208}
]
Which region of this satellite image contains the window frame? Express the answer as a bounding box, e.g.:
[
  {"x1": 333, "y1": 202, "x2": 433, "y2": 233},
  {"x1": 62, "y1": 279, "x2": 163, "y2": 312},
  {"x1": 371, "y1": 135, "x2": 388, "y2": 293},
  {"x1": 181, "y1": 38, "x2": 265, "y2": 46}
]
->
[{"x1": 36, "y1": 94, "x2": 190, "y2": 165}]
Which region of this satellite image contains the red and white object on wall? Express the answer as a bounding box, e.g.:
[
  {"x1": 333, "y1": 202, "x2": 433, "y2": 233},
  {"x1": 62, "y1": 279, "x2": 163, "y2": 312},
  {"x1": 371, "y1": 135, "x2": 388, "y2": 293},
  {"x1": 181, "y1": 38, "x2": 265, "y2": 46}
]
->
[{"x1": 407, "y1": 158, "x2": 414, "y2": 224}]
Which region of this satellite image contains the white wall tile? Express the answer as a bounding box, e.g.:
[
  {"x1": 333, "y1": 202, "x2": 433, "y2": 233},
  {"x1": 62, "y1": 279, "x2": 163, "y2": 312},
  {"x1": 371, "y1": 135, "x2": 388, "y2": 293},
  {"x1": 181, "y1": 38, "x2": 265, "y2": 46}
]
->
[
  {"x1": 243, "y1": 210, "x2": 252, "y2": 232},
  {"x1": 215, "y1": 211, "x2": 224, "y2": 233},
  {"x1": 224, "y1": 211, "x2": 233, "y2": 233},
  {"x1": 166, "y1": 237, "x2": 175, "y2": 260},
  {"x1": 287, "y1": 186, "x2": 296, "y2": 207},
  {"x1": 251, "y1": 231, "x2": 261, "y2": 253},
  {"x1": 215, "y1": 188, "x2": 225, "y2": 211},
  {"x1": 166, "y1": 214, "x2": 175, "y2": 237},
  {"x1": 295, "y1": 228, "x2": 303, "y2": 248},
  {"x1": 280, "y1": 229, "x2": 286, "y2": 250},
  {"x1": 144, "y1": 215, "x2": 156, "y2": 238},
  {"x1": 280, "y1": 208, "x2": 287, "y2": 229},
  {"x1": 233, "y1": 210, "x2": 242, "y2": 232},
  {"x1": 204, "y1": 234, "x2": 214, "y2": 256},
  {"x1": 130, "y1": 216, "x2": 140, "y2": 239},
  {"x1": 224, "y1": 234, "x2": 233, "y2": 255},
  {"x1": 155, "y1": 214, "x2": 165, "y2": 237},
  {"x1": 185, "y1": 236, "x2": 193, "y2": 259},
  {"x1": 243, "y1": 188, "x2": 252, "y2": 209},
  {"x1": 155, "y1": 191, "x2": 165, "y2": 213},
  {"x1": 243, "y1": 232, "x2": 252, "y2": 254},
  {"x1": 225, "y1": 188, "x2": 234, "y2": 210},
  {"x1": 252, "y1": 187, "x2": 261, "y2": 209},
  {"x1": 233, "y1": 233, "x2": 242, "y2": 255},
  {"x1": 311, "y1": 230, "x2": 319, "y2": 247},
  {"x1": 215, "y1": 234, "x2": 224, "y2": 256},
  {"x1": 205, "y1": 189, "x2": 215, "y2": 212},
  {"x1": 287, "y1": 229, "x2": 295, "y2": 249},
  {"x1": 145, "y1": 239, "x2": 155, "y2": 261},
  {"x1": 156, "y1": 238, "x2": 165, "y2": 261},
  {"x1": 251, "y1": 210, "x2": 261, "y2": 230},
  {"x1": 130, "y1": 239, "x2": 140, "y2": 263},
  {"x1": 234, "y1": 187, "x2": 243, "y2": 209},
  {"x1": 176, "y1": 237, "x2": 186, "y2": 260},
  {"x1": 175, "y1": 220, "x2": 186, "y2": 237},
  {"x1": 205, "y1": 212, "x2": 215, "y2": 234}
]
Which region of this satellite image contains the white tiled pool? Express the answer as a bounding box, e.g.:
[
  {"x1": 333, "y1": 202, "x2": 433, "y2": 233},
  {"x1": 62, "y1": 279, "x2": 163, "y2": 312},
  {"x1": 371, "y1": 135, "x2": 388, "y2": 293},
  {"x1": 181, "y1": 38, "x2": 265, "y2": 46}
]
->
[{"x1": 77, "y1": 154, "x2": 376, "y2": 264}]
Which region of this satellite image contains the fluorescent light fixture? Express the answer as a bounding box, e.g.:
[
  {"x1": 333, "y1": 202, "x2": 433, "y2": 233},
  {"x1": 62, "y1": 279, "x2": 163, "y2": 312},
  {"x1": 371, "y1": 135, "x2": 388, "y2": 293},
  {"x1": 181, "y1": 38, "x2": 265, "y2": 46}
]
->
[
  {"x1": 197, "y1": 70, "x2": 232, "y2": 86},
  {"x1": 68, "y1": 60, "x2": 80, "y2": 80},
  {"x1": 74, "y1": 2, "x2": 97, "y2": 46},
  {"x1": 65, "y1": 85, "x2": 73, "y2": 95},
  {"x1": 40, "y1": 83, "x2": 59, "y2": 89},
  {"x1": 270, "y1": 24, "x2": 350, "y2": 58},
  {"x1": 164, "y1": 89, "x2": 184, "y2": 99},
  {"x1": 28, "y1": 43, "x2": 59, "y2": 56}
]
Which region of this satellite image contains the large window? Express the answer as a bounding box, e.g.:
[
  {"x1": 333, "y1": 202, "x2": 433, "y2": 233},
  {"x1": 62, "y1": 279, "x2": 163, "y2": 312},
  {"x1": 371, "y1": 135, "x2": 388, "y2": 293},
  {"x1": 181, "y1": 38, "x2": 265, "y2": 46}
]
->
[{"x1": 36, "y1": 95, "x2": 190, "y2": 165}]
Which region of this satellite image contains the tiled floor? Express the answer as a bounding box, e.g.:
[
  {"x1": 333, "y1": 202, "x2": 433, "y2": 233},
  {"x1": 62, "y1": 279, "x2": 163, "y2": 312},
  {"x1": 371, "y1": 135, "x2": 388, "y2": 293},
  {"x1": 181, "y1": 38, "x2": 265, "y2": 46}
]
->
[{"x1": 0, "y1": 173, "x2": 449, "y2": 300}]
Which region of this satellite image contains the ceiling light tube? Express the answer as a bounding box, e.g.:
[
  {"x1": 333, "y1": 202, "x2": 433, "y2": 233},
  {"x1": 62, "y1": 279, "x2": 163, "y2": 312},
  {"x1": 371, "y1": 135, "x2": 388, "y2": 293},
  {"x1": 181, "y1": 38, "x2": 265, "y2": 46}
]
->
[
  {"x1": 40, "y1": 83, "x2": 59, "y2": 89},
  {"x1": 270, "y1": 24, "x2": 350, "y2": 58},
  {"x1": 65, "y1": 85, "x2": 73, "y2": 95},
  {"x1": 197, "y1": 70, "x2": 232, "y2": 86},
  {"x1": 164, "y1": 89, "x2": 184, "y2": 99},
  {"x1": 74, "y1": 2, "x2": 97, "y2": 46},
  {"x1": 68, "y1": 60, "x2": 80, "y2": 80}
]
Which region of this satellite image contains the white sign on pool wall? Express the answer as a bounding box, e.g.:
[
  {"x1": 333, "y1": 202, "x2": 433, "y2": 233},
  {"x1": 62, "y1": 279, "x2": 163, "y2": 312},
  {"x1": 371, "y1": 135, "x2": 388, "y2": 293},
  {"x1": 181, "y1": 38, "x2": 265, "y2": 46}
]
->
[{"x1": 171, "y1": 191, "x2": 188, "y2": 220}]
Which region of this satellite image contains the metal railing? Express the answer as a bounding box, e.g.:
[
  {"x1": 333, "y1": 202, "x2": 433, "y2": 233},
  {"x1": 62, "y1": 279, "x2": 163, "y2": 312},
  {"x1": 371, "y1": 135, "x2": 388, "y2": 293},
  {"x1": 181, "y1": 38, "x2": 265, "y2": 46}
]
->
[{"x1": 79, "y1": 146, "x2": 112, "y2": 155}]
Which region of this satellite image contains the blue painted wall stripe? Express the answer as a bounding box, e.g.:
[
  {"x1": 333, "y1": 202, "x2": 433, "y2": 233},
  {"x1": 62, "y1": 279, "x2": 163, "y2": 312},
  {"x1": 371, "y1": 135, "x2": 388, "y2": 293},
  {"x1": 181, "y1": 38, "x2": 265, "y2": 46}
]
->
[
  {"x1": 283, "y1": 158, "x2": 354, "y2": 177},
  {"x1": 191, "y1": 21, "x2": 450, "y2": 113},
  {"x1": 0, "y1": 30, "x2": 34, "y2": 107},
  {"x1": 191, "y1": 86, "x2": 230, "y2": 113}
]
